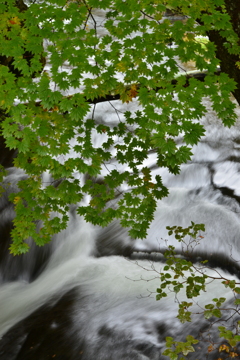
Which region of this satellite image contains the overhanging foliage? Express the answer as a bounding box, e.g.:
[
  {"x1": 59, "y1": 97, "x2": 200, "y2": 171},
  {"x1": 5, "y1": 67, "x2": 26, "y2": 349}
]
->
[{"x1": 0, "y1": 0, "x2": 239, "y2": 254}]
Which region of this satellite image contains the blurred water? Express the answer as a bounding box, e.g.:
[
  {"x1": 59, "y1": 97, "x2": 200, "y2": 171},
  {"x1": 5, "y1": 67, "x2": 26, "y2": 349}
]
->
[
  {"x1": 1, "y1": 5, "x2": 240, "y2": 359},
  {"x1": 0, "y1": 98, "x2": 240, "y2": 359}
]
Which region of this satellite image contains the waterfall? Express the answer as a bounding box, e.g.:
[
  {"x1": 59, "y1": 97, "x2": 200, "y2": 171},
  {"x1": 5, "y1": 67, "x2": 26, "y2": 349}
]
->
[
  {"x1": 1, "y1": 5, "x2": 240, "y2": 358},
  {"x1": 0, "y1": 98, "x2": 240, "y2": 360}
]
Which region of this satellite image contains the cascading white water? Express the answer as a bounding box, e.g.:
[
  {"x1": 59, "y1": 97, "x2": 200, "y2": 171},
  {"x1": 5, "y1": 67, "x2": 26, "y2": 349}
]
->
[
  {"x1": 1, "y1": 4, "x2": 240, "y2": 358},
  {"x1": 0, "y1": 98, "x2": 240, "y2": 360}
]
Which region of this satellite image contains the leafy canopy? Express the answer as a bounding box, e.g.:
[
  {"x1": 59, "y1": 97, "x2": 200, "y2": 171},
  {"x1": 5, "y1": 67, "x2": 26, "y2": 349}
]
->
[{"x1": 0, "y1": 0, "x2": 239, "y2": 254}]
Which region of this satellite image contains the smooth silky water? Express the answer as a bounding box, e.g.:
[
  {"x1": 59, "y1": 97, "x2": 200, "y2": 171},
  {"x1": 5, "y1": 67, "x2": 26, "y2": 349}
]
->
[
  {"x1": 0, "y1": 98, "x2": 240, "y2": 359},
  {"x1": 1, "y1": 7, "x2": 240, "y2": 359}
]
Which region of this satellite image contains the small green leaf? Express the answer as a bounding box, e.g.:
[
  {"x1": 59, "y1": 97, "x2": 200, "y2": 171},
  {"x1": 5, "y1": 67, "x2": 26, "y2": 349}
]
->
[{"x1": 204, "y1": 310, "x2": 213, "y2": 319}]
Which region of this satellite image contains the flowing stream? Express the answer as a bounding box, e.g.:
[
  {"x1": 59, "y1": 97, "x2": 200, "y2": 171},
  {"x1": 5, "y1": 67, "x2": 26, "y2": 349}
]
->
[
  {"x1": 1, "y1": 6, "x2": 240, "y2": 360},
  {"x1": 0, "y1": 98, "x2": 240, "y2": 360}
]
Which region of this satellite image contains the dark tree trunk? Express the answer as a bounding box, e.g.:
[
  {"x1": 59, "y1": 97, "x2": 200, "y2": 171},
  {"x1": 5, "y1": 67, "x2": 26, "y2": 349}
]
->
[
  {"x1": 14, "y1": 0, "x2": 28, "y2": 11},
  {"x1": 206, "y1": 30, "x2": 240, "y2": 105},
  {"x1": 205, "y1": 0, "x2": 240, "y2": 105}
]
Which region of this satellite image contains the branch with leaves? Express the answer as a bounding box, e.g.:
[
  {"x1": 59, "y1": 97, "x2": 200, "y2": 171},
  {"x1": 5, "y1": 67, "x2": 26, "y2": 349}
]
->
[
  {"x1": 131, "y1": 223, "x2": 240, "y2": 360},
  {"x1": 0, "y1": 0, "x2": 239, "y2": 254}
]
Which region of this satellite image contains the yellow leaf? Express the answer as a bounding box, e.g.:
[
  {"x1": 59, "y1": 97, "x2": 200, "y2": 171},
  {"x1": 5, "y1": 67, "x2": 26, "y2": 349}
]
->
[
  {"x1": 127, "y1": 84, "x2": 138, "y2": 102},
  {"x1": 9, "y1": 16, "x2": 21, "y2": 25},
  {"x1": 13, "y1": 196, "x2": 21, "y2": 204},
  {"x1": 229, "y1": 352, "x2": 239, "y2": 358},
  {"x1": 219, "y1": 344, "x2": 230, "y2": 353}
]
